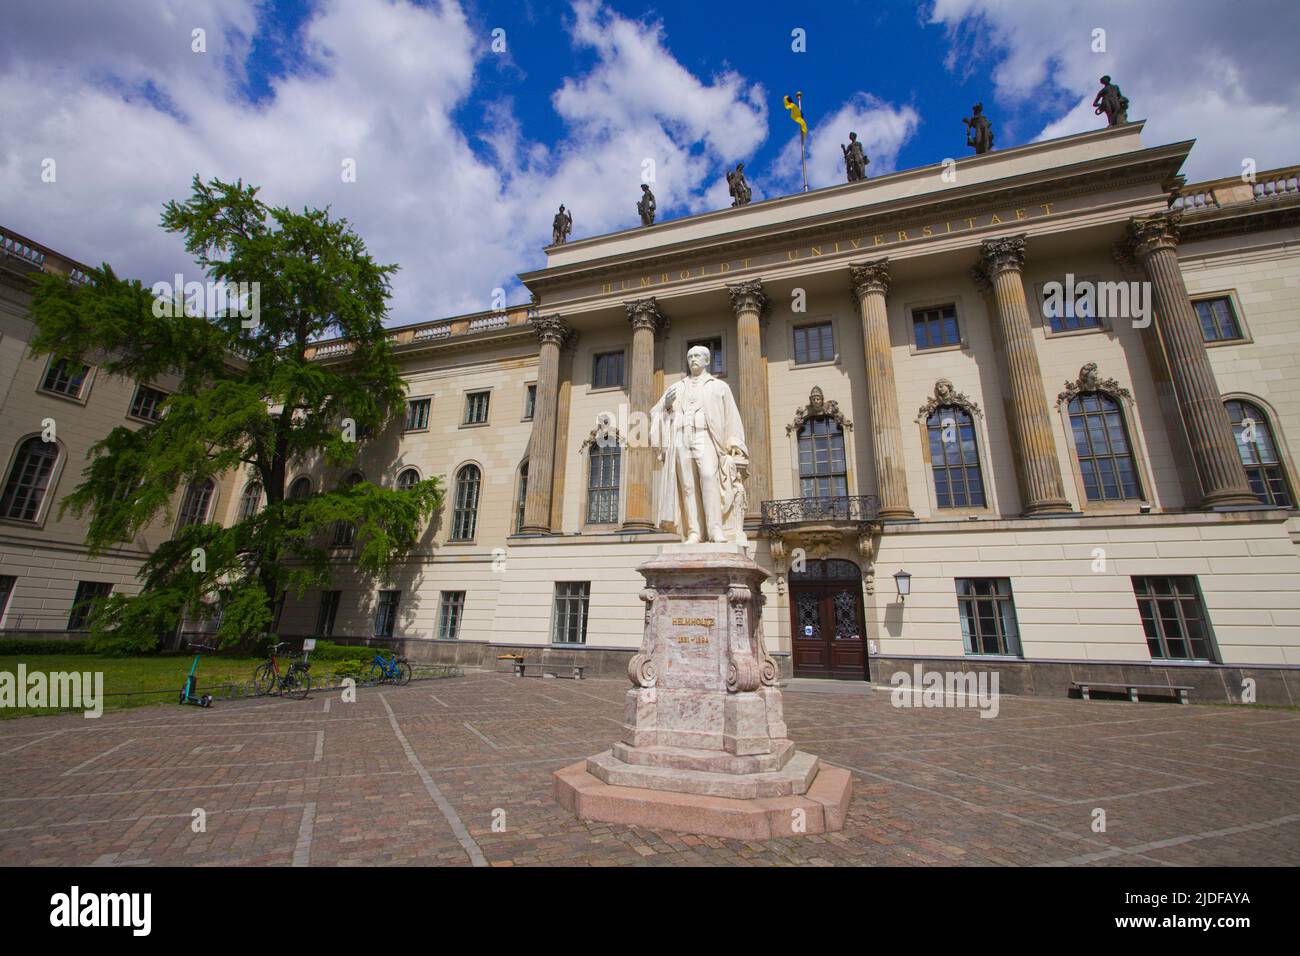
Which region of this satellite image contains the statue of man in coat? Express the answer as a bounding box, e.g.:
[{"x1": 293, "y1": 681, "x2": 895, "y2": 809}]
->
[{"x1": 650, "y1": 345, "x2": 749, "y2": 545}]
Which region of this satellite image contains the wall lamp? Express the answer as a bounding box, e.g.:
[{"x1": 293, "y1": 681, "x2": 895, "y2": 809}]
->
[{"x1": 894, "y1": 570, "x2": 912, "y2": 602}]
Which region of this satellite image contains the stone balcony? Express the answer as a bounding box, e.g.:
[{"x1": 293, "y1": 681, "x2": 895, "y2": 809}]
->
[{"x1": 757, "y1": 495, "x2": 881, "y2": 593}]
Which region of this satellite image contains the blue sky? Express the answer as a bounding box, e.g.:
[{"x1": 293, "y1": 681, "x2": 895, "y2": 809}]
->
[{"x1": 2, "y1": 0, "x2": 1298, "y2": 324}]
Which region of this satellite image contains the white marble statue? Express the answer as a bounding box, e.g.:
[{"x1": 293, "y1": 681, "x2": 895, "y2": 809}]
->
[{"x1": 651, "y1": 345, "x2": 749, "y2": 545}]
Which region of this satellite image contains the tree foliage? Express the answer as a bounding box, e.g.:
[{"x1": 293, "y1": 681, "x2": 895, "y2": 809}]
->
[{"x1": 29, "y1": 176, "x2": 442, "y2": 651}]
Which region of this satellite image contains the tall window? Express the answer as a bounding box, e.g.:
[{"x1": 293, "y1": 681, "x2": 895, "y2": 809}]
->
[
  {"x1": 404, "y1": 398, "x2": 430, "y2": 431},
  {"x1": 1226, "y1": 399, "x2": 1292, "y2": 507},
  {"x1": 1068, "y1": 393, "x2": 1140, "y2": 501},
  {"x1": 464, "y1": 391, "x2": 491, "y2": 425},
  {"x1": 237, "y1": 481, "x2": 262, "y2": 520},
  {"x1": 316, "y1": 590, "x2": 341, "y2": 637},
  {"x1": 523, "y1": 383, "x2": 537, "y2": 421},
  {"x1": 331, "y1": 473, "x2": 362, "y2": 547},
  {"x1": 438, "y1": 591, "x2": 465, "y2": 640},
  {"x1": 798, "y1": 418, "x2": 847, "y2": 498},
  {"x1": 178, "y1": 478, "x2": 215, "y2": 528},
  {"x1": 1041, "y1": 283, "x2": 1099, "y2": 333},
  {"x1": 129, "y1": 384, "x2": 168, "y2": 422},
  {"x1": 927, "y1": 408, "x2": 985, "y2": 508},
  {"x1": 40, "y1": 358, "x2": 90, "y2": 398},
  {"x1": 592, "y1": 351, "x2": 625, "y2": 389},
  {"x1": 1194, "y1": 296, "x2": 1243, "y2": 343},
  {"x1": 552, "y1": 582, "x2": 590, "y2": 644},
  {"x1": 587, "y1": 443, "x2": 621, "y2": 524},
  {"x1": 687, "y1": 336, "x2": 725, "y2": 375},
  {"x1": 956, "y1": 578, "x2": 1021, "y2": 656},
  {"x1": 68, "y1": 581, "x2": 113, "y2": 631},
  {"x1": 0, "y1": 574, "x2": 15, "y2": 621},
  {"x1": 288, "y1": 476, "x2": 312, "y2": 500},
  {"x1": 374, "y1": 590, "x2": 400, "y2": 638},
  {"x1": 1, "y1": 437, "x2": 59, "y2": 521},
  {"x1": 912, "y1": 305, "x2": 961, "y2": 350},
  {"x1": 396, "y1": 468, "x2": 420, "y2": 491},
  {"x1": 1132, "y1": 576, "x2": 1216, "y2": 661},
  {"x1": 516, "y1": 461, "x2": 528, "y2": 533},
  {"x1": 451, "y1": 464, "x2": 480, "y2": 540},
  {"x1": 792, "y1": 322, "x2": 834, "y2": 365}
]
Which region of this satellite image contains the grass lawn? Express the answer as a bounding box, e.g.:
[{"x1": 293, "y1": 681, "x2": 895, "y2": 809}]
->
[{"x1": 0, "y1": 654, "x2": 267, "y2": 718}]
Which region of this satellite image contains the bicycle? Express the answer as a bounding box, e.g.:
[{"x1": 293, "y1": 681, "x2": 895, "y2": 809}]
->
[
  {"x1": 252, "y1": 642, "x2": 313, "y2": 700},
  {"x1": 366, "y1": 651, "x2": 412, "y2": 686}
]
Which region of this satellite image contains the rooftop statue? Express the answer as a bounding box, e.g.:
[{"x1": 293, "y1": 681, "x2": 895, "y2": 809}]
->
[
  {"x1": 551, "y1": 204, "x2": 572, "y2": 245},
  {"x1": 963, "y1": 103, "x2": 994, "y2": 154},
  {"x1": 1093, "y1": 75, "x2": 1130, "y2": 126},
  {"x1": 726, "y1": 162, "x2": 752, "y2": 206},
  {"x1": 841, "y1": 132, "x2": 869, "y2": 182},
  {"x1": 637, "y1": 184, "x2": 657, "y2": 226}
]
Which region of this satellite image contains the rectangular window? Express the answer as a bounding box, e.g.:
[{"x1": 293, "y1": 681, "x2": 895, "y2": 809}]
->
[
  {"x1": 464, "y1": 390, "x2": 490, "y2": 425},
  {"x1": 523, "y1": 383, "x2": 537, "y2": 421},
  {"x1": 587, "y1": 446, "x2": 621, "y2": 523},
  {"x1": 404, "y1": 398, "x2": 430, "y2": 431},
  {"x1": 792, "y1": 322, "x2": 835, "y2": 365},
  {"x1": 1041, "y1": 283, "x2": 1100, "y2": 333},
  {"x1": 1193, "y1": 296, "x2": 1244, "y2": 343},
  {"x1": 687, "y1": 336, "x2": 725, "y2": 375},
  {"x1": 956, "y1": 578, "x2": 1021, "y2": 656},
  {"x1": 128, "y1": 384, "x2": 168, "y2": 422},
  {"x1": 316, "y1": 590, "x2": 341, "y2": 637},
  {"x1": 68, "y1": 581, "x2": 113, "y2": 631},
  {"x1": 438, "y1": 591, "x2": 465, "y2": 640},
  {"x1": 0, "y1": 574, "x2": 16, "y2": 622},
  {"x1": 41, "y1": 358, "x2": 91, "y2": 399},
  {"x1": 592, "y1": 350, "x2": 626, "y2": 389},
  {"x1": 374, "y1": 590, "x2": 400, "y2": 638},
  {"x1": 1132, "y1": 576, "x2": 1217, "y2": 661},
  {"x1": 912, "y1": 305, "x2": 962, "y2": 350},
  {"x1": 552, "y1": 582, "x2": 590, "y2": 644}
]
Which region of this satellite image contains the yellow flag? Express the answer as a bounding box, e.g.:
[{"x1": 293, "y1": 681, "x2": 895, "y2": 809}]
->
[{"x1": 783, "y1": 94, "x2": 807, "y2": 137}]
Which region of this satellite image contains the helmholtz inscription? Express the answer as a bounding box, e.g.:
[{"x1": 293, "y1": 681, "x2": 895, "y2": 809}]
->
[{"x1": 671, "y1": 615, "x2": 714, "y2": 647}]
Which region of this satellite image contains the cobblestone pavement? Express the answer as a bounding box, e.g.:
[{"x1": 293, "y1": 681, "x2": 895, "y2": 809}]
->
[{"x1": 1, "y1": 672, "x2": 1297, "y2": 866}]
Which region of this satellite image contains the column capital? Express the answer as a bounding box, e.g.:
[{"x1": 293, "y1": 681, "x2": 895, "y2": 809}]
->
[
  {"x1": 849, "y1": 258, "x2": 891, "y2": 300},
  {"x1": 529, "y1": 313, "x2": 572, "y2": 347},
  {"x1": 1124, "y1": 211, "x2": 1182, "y2": 260},
  {"x1": 976, "y1": 233, "x2": 1027, "y2": 276},
  {"x1": 726, "y1": 279, "x2": 768, "y2": 316},
  {"x1": 625, "y1": 296, "x2": 666, "y2": 335}
]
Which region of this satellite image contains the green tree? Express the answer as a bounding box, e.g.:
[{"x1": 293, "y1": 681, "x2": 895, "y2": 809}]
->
[{"x1": 28, "y1": 175, "x2": 442, "y2": 652}]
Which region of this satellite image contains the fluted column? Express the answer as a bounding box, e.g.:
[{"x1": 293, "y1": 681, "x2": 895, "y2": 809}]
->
[
  {"x1": 974, "y1": 236, "x2": 1072, "y2": 515},
  {"x1": 727, "y1": 280, "x2": 772, "y2": 517},
  {"x1": 1124, "y1": 213, "x2": 1257, "y2": 507},
  {"x1": 521, "y1": 315, "x2": 571, "y2": 533},
  {"x1": 623, "y1": 298, "x2": 664, "y2": 530},
  {"x1": 850, "y1": 259, "x2": 914, "y2": 520}
]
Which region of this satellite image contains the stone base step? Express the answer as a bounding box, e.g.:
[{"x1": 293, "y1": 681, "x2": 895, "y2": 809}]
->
[{"x1": 586, "y1": 748, "x2": 818, "y2": 799}]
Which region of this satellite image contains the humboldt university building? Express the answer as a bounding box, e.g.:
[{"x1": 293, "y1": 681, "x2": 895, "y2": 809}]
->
[{"x1": 4, "y1": 123, "x2": 1300, "y2": 704}]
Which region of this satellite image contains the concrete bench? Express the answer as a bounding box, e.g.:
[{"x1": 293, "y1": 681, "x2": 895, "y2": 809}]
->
[
  {"x1": 1072, "y1": 681, "x2": 1192, "y2": 704},
  {"x1": 501, "y1": 655, "x2": 585, "y2": 680}
]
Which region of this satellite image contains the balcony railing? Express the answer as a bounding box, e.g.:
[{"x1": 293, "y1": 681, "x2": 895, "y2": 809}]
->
[{"x1": 759, "y1": 495, "x2": 880, "y2": 530}]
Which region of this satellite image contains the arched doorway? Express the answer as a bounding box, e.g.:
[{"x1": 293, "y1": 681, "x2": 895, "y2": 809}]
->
[{"x1": 789, "y1": 558, "x2": 868, "y2": 680}]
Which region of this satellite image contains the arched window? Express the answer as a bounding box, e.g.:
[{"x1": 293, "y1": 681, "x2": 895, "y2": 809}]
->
[
  {"x1": 451, "y1": 465, "x2": 480, "y2": 541},
  {"x1": 178, "y1": 478, "x2": 216, "y2": 528},
  {"x1": 516, "y1": 460, "x2": 528, "y2": 533},
  {"x1": 1227, "y1": 399, "x2": 1292, "y2": 507},
  {"x1": 927, "y1": 407, "x2": 985, "y2": 508},
  {"x1": 396, "y1": 468, "x2": 420, "y2": 491},
  {"x1": 237, "y1": 481, "x2": 262, "y2": 520},
  {"x1": 331, "y1": 473, "x2": 362, "y2": 547},
  {"x1": 1, "y1": 437, "x2": 59, "y2": 521},
  {"x1": 288, "y1": 476, "x2": 312, "y2": 500},
  {"x1": 798, "y1": 417, "x2": 847, "y2": 499},
  {"x1": 587, "y1": 443, "x2": 621, "y2": 524},
  {"x1": 1068, "y1": 393, "x2": 1140, "y2": 501}
]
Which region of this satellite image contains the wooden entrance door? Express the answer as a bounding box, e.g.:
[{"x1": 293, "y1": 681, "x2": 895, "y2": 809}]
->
[{"x1": 790, "y1": 559, "x2": 867, "y2": 680}]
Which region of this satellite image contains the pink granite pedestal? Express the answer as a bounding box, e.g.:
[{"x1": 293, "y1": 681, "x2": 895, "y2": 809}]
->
[{"x1": 553, "y1": 543, "x2": 852, "y2": 840}]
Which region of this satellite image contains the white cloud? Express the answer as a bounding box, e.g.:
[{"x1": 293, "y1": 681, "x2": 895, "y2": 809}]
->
[{"x1": 928, "y1": 0, "x2": 1300, "y2": 180}]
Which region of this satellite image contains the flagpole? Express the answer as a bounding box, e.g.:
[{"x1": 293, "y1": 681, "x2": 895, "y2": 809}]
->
[{"x1": 798, "y1": 90, "x2": 808, "y2": 193}]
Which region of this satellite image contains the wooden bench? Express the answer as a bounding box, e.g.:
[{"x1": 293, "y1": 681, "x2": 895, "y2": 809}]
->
[
  {"x1": 1072, "y1": 681, "x2": 1192, "y2": 704},
  {"x1": 498, "y1": 653, "x2": 585, "y2": 680}
]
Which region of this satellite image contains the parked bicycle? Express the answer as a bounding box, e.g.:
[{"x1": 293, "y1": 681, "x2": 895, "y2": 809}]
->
[
  {"x1": 252, "y1": 642, "x2": 313, "y2": 699},
  {"x1": 366, "y1": 651, "x2": 412, "y2": 686}
]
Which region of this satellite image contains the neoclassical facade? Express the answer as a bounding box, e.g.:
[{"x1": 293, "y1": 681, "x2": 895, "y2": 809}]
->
[{"x1": 3, "y1": 122, "x2": 1300, "y2": 702}]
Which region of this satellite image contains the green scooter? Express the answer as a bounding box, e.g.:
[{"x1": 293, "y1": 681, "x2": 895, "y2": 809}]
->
[{"x1": 180, "y1": 642, "x2": 215, "y2": 707}]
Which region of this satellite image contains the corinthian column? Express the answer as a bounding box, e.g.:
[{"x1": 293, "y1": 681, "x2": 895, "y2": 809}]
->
[
  {"x1": 727, "y1": 280, "x2": 771, "y2": 517},
  {"x1": 1124, "y1": 213, "x2": 1257, "y2": 507},
  {"x1": 623, "y1": 297, "x2": 664, "y2": 530},
  {"x1": 974, "y1": 235, "x2": 1072, "y2": 515},
  {"x1": 521, "y1": 314, "x2": 571, "y2": 533},
  {"x1": 849, "y1": 259, "x2": 913, "y2": 520}
]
